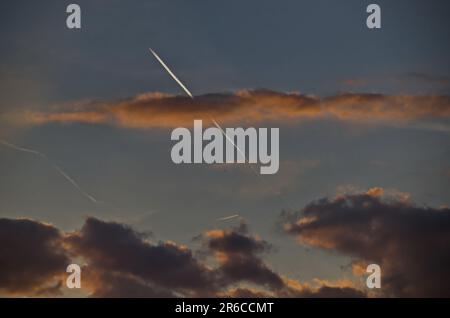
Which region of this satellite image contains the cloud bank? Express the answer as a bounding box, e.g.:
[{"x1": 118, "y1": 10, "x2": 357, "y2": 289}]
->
[
  {"x1": 3, "y1": 187, "x2": 449, "y2": 298},
  {"x1": 0, "y1": 217, "x2": 363, "y2": 298},
  {"x1": 0, "y1": 218, "x2": 69, "y2": 296},
  {"x1": 25, "y1": 90, "x2": 450, "y2": 129},
  {"x1": 282, "y1": 188, "x2": 450, "y2": 297}
]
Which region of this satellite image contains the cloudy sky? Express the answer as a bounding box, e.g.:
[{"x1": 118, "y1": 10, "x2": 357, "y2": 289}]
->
[{"x1": 0, "y1": 0, "x2": 449, "y2": 297}]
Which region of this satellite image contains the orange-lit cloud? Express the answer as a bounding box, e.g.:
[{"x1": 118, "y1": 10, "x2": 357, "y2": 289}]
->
[
  {"x1": 0, "y1": 216, "x2": 365, "y2": 298},
  {"x1": 282, "y1": 188, "x2": 450, "y2": 297},
  {"x1": 0, "y1": 218, "x2": 68, "y2": 296},
  {"x1": 24, "y1": 90, "x2": 450, "y2": 129}
]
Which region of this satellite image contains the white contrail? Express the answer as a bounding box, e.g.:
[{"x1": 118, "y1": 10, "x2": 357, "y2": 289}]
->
[
  {"x1": 149, "y1": 48, "x2": 257, "y2": 178},
  {"x1": 217, "y1": 214, "x2": 240, "y2": 222},
  {"x1": 211, "y1": 118, "x2": 247, "y2": 162},
  {"x1": 149, "y1": 48, "x2": 247, "y2": 162},
  {"x1": 0, "y1": 139, "x2": 98, "y2": 204},
  {"x1": 53, "y1": 165, "x2": 98, "y2": 203},
  {"x1": 211, "y1": 118, "x2": 264, "y2": 179},
  {"x1": 148, "y1": 47, "x2": 280, "y2": 222},
  {"x1": 149, "y1": 48, "x2": 194, "y2": 98},
  {"x1": 0, "y1": 140, "x2": 46, "y2": 158}
]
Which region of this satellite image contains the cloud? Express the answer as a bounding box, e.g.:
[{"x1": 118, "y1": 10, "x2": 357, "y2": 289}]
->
[
  {"x1": 24, "y1": 90, "x2": 450, "y2": 129},
  {"x1": 199, "y1": 222, "x2": 284, "y2": 290},
  {"x1": 65, "y1": 217, "x2": 217, "y2": 297},
  {"x1": 0, "y1": 218, "x2": 69, "y2": 296},
  {"x1": 218, "y1": 279, "x2": 366, "y2": 298},
  {"x1": 10, "y1": 188, "x2": 450, "y2": 297},
  {"x1": 282, "y1": 188, "x2": 450, "y2": 297},
  {"x1": 295, "y1": 285, "x2": 366, "y2": 298},
  {"x1": 198, "y1": 221, "x2": 365, "y2": 298},
  {"x1": 0, "y1": 216, "x2": 365, "y2": 298},
  {"x1": 82, "y1": 270, "x2": 175, "y2": 298}
]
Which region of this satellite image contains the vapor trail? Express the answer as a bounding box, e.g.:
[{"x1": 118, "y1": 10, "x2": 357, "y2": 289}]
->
[
  {"x1": 149, "y1": 47, "x2": 260, "y2": 181},
  {"x1": 148, "y1": 49, "x2": 248, "y2": 162},
  {"x1": 217, "y1": 214, "x2": 240, "y2": 222},
  {"x1": 211, "y1": 118, "x2": 247, "y2": 162},
  {"x1": 148, "y1": 48, "x2": 288, "y2": 223},
  {"x1": 53, "y1": 165, "x2": 98, "y2": 203},
  {"x1": 212, "y1": 118, "x2": 265, "y2": 179},
  {"x1": 149, "y1": 48, "x2": 194, "y2": 98},
  {"x1": 0, "y1": 140, "x2": 46, "y2": 158},
  {"x1": 0, "y1": 139, "x2": 98, "y2": 204}
]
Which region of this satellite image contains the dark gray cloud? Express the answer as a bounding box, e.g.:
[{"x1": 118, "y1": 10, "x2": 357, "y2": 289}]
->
[
  {"x1": 0, "y1": 218, "x2": 69, "y2": 296},
  {"x1": 287, "y1": 286, "x2": 366, "y2": 298},
  {"x1": 0, "y1": 216, "x2": 365, "y2": 297},
  {"x1": 66, "y1": 217, "x2": 217, "y2": 296},
  {"x1": 200, "y1": 222, "x2": 284, "y2": 290},
  {"x1": 84, "y1": 270, "x2": 175, "y2": 298},
  {"x1": 283, "y1": 188, "x2": 450, "y2": 297}
]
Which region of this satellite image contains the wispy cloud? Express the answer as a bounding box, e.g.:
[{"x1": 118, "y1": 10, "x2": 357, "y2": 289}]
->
[
  {"x1": 149, "y1": 48, "x2": 194, "y2": 99},
  {"x1": 24, "y1": 90, "x2": 450, "y2": 130},
  {"x1": 0, "y1": 139, "x2": 99, "y2": 204},
  {"x1": 217, "y1": 214, "x2": 240, "y2": 222}
]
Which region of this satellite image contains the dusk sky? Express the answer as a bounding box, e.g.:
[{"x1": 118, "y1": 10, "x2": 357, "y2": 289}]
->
[{"x1": 1, "y1": 0, "x2": 449, "y2": 297}]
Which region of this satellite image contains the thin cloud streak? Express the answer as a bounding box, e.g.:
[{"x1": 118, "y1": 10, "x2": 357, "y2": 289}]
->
[
  {"x1": 148, "y1": 48, "x2": 269, "y2": 211},
  {"x1": 149, "y1": 48, "x2": 251, "y2": 171},
  {"x1": 0, "y1": 139, "x2": 99, "y2": 204},
  {"x1": 0, "y1": 139, "x2": 46, "y2": 158},
  {"x1": 211, "y1": 118, "x2": 247, "y2": 162},
  {"x1": 217, "y1": 214, "x2": 240, "y2": 222},
  {"x1": 149, "y1": 48, "x2": 194, "y2": 98}
]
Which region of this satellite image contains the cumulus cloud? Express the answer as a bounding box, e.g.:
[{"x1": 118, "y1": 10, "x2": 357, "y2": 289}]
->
[
  {"x1": 15, "y1": 203, "x2": 448, "y2": 297},
  {"x1": 65, "y1": 217, "x2": 217, "y2": 297},
  {"x1": 197, "y1": 221, "x2": 365, "y2": 298},
  {"x1": 0, "y1": 218, "x2": 69, "y2": 296},
  {"x1": 282, "y1": 188, "x2": 450, "y2": 297},
  {"x1": 199, "y1": 222, "x2": 285, "y2": 290},
  {"x1": 82, "y1": 270, "x2": 175, "y2": 298},
  {"x1": 24, "y1": 90, "x2": 450, "y2": 129},
  {"x1": 0, "y1": 216, "x2": 365, "y2": 298}
]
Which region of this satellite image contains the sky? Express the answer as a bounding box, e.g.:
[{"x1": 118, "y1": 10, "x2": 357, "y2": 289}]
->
[{"x1": 0, "y1": 0, "x2": 450, "y2": 297}]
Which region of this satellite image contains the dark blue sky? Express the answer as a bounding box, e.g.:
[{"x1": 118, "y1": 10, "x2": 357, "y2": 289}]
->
[
  {"x1": 1, "y1": 0, "x2": 449, "y2": 108},
  {"x1": 0, "y1": 0, "x2": 449, "y2": 296}
]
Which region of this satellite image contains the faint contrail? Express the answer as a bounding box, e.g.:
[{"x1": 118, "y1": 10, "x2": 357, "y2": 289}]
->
[
  {"x1": 0, "y1": 139, "x2": 98, "y2": 203},
  {"x1": 212, "y1": 118, "x2": 264, "y2": 179},
  {"x1": 149, "y1": 48, "x2": 258, "y2": 181},
  {"x1": 148, "y1": 48, "x2": 288, "y2": 220},
  {"x1": 217, "y1": 214, "x2": 240, "y2": 222},
  {"x1": 149, "y1": 48, "x2": 194, "y2": 98},
  {"x1": 149, "y1": 48, "x2": 248, "y2": 162},
  {"x1": 0, "y1": 140, "x2": 46, "y2": 158},
  {"x1": 211, "y1": 118, "x2": 247, "y2": 162},
  {"x1": 52, "y1": 165, "x2": 98, "y2": 203}
]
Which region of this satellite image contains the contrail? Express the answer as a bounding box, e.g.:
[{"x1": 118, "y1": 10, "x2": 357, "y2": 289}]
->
[
  {"x1": 149, "y1": 48, "x2": 194, "y2": 98},
  {"x1": 0, "y1": 139, "x2": 98, "y2": 204},
  {"x1": 217, "y1": 214, "x2": 240, "y2": 222},
  {"x1": 148, "y1": 47, "x2": 288, "y2": 221},
  {"x1": 211, "y1": 118, "x2": 264, "y2": 179},
  {"x1": 149, "y1": 48, "x2": 248, "y2": 164},
  {"x1": 211, "y1": 118, "x2": 247, "y2": 162},
  {"x1": 53, "y1": 165, "x2": 98, "y2": 203},
  {"x1": 0, "y1": 140, "x2": 46, "y2": 158}
]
